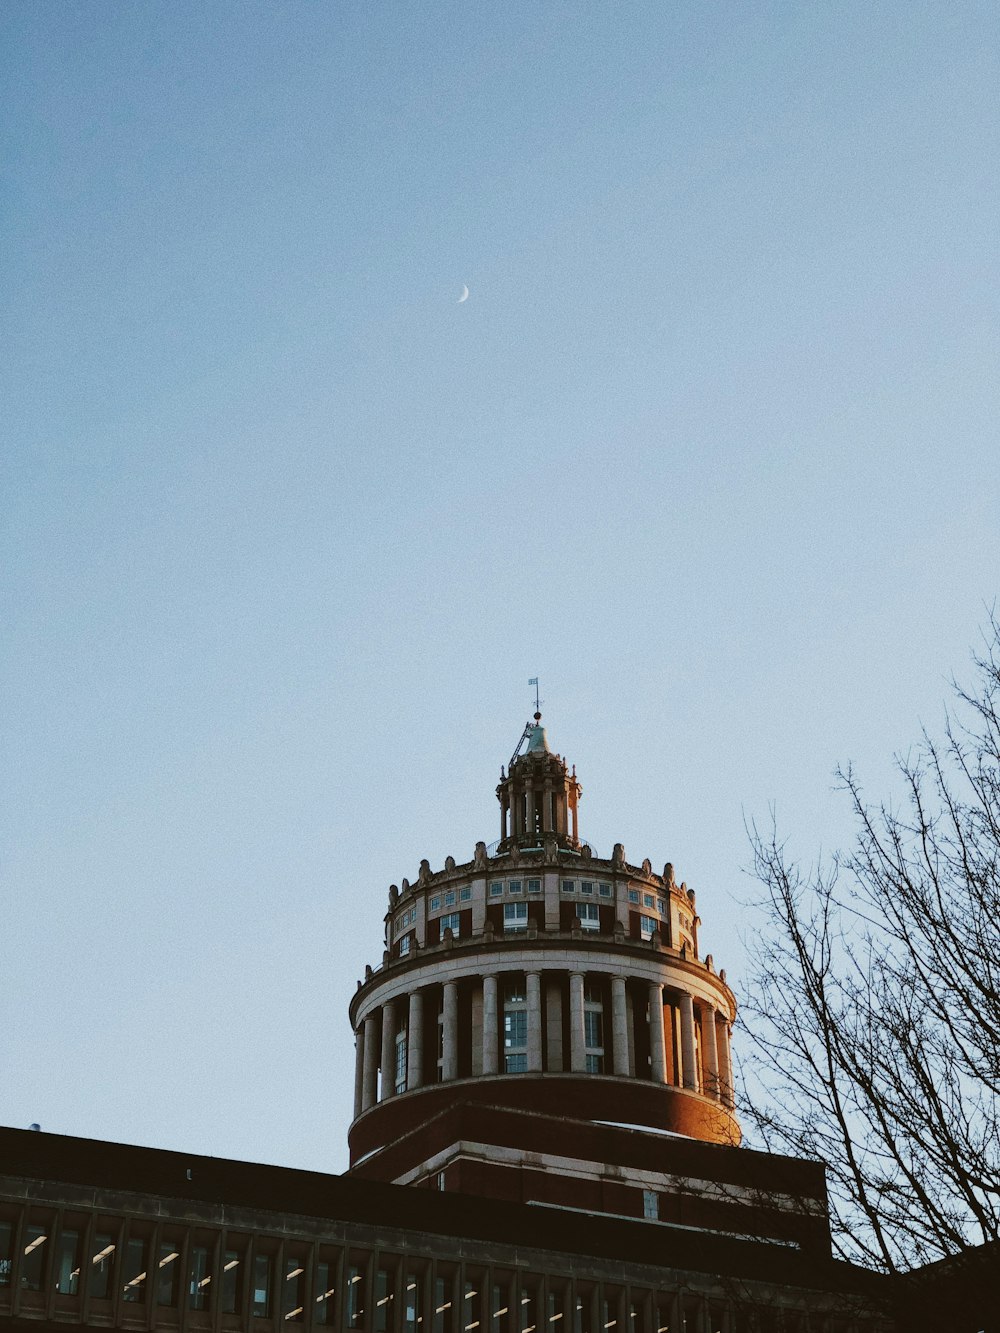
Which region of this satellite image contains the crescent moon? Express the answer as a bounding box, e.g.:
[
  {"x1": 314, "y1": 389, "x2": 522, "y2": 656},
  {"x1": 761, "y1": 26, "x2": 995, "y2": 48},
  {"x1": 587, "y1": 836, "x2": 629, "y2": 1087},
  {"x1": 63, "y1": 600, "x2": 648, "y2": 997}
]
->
[{"x1": 458, "y1": 285, "x2": 469, "y2": 303}]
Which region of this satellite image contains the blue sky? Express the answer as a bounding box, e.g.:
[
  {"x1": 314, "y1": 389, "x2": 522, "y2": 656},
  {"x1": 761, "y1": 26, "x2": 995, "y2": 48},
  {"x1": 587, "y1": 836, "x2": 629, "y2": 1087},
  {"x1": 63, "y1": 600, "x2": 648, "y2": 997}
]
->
[{"x1": 3, "y1": 1, "x2": 998, "y2": 1171}]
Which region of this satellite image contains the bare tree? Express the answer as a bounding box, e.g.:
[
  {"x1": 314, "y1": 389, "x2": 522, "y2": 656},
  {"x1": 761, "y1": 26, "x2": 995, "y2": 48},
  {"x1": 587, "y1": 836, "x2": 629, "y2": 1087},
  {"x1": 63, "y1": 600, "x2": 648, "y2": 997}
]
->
[{"x1": 741, "y1": 624, "x2": 1000, "y2": 1272}]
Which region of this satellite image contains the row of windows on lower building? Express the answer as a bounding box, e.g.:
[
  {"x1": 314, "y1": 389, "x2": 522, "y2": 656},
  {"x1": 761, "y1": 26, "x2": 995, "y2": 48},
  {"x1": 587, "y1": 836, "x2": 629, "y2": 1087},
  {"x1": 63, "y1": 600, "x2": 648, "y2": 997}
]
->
[{"x1": 0, "y1": 1213, "x2": 865, "y2": 1332}]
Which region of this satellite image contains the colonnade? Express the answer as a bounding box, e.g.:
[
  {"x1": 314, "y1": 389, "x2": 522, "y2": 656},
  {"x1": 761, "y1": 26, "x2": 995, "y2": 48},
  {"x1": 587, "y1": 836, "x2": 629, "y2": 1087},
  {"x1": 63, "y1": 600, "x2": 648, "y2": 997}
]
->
[{"x1": 353, "y1": 969, "x2": 734, "y2": 1117}]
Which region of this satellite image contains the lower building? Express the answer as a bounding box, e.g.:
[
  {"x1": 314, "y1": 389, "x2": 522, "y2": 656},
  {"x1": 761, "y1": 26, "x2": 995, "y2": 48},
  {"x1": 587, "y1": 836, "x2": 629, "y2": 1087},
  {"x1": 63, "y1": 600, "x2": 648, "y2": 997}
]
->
[{"x1": 0, "y1": 1126, "x2": 891, "y2": 1333}]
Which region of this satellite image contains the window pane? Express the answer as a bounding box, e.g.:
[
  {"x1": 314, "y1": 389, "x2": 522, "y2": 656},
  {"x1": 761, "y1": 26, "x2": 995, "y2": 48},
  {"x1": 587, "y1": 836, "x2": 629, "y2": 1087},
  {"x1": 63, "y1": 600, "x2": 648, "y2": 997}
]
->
[
  {"x1": 584, "y1": 1011, "x2": 603, "y2": 1047},
  {"x1": 157, "y1": 1241, "x2": 181, "y2": 1307},
  {"x1": 492, "y1": 1274, "x2": 512, "y2": 1333},
  {"x1": 374, "y1": 1267, "x2": 394, "y2": 1333},
  {"x1": 519, "y1": 1279, "x2": 539, "y2": 1333},
  {"x1": 188, "y1": 1244, "x2": 211, "y2": 1311},
  {"x1": 253, "y1": 1253, "x2": 273, "y2": 1319},
  {"x1": 88, "y1": 1232, "x2": 116, "y2": 1300},
  {"x1": 503, "y1": 977, "x2": 525, "y2": 1002},
  {"x1": 464, "y1": 1270, "x2": 485, "y2": 1333},
  {"x1": 433, "y1": 1272, "x2": 454, "y2": 1333},
  {"x1": 221, "y1": 1247, "x2": 244, "y2": 1315},
  {"x1": 0, "y1": 1221, "x2": 12, "y2": 1288},
  {"x1": 403, "y1": 1271, "x2": 422, "y2": 1333},
  {"x1": 504, "y1": 1011, "x2": 527, "y2": 1048},
  {"x1": 122, "y1": 1236, "x2": 147, "y2": 1303},
  {"x1": 54, "y1": 1227, "x2": 81, "y2": 1296},
  {"x1": 21, "y1": 1223, "x2": 49, "y2": 1292},
  {"x1": 284, "y1": 1254, "x2": 306, "y2": 1322},
  {"x1": 314, "y1": 1257, "x2": 337, "y2": 1327},
  {"x1": 348, "y1": 1259, "x2": 367, "y2": 1329}
]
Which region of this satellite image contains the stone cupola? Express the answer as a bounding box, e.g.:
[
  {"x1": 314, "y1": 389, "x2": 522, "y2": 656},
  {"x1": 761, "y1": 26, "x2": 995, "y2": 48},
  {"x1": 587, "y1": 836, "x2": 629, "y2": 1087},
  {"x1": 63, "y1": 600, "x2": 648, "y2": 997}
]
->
[{"x1": 496, "y1": 712, "x2": 582, "y2": 851}]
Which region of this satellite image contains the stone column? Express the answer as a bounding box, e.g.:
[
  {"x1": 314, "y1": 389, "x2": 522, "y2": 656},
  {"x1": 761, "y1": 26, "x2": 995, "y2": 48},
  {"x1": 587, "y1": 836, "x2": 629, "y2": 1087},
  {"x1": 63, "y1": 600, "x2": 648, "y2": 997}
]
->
[
  {"x1": 379, "y1": 999, "x2": 397, "y2": 1100},
  {"x1": 701, "y1": 1004, "x2": 720, "y2": 1100},
  {"x1": 482, "y1": 974, "x2": 499, "y2": 1074},
  {"x1": 718, "y1": 1019, "x2": 734, "y2": 1108},
  {"x1": 569, "y1": 972, "x2": 586, "y2": 1072},
  {"x1": 442, "y1": 981, "x2": 459, "y2": 1081},
  {"x1": 362, "y1": 1013, "x2": 379, "y2": 1111},
  {"x1": 526, "y1": 971, "x2": 543, "y2": 1072},
  {"x1": 648, "y1": 982, "x2": 666, "y2": 1083},
  {"x1": 542, "y1": 779, "x2": 553, "y2": 833},
  {"x1": 611, "y1": 975, "x2": 630, "y2": 1076},
  {"x1": 407, "y1": 989, "x2": 424, "y2": 1092},
  {"x1": 526, "y1": 784, "x2": 536, "y2": 838},
  {"x1": 679, "y1": 991, "x2": 698, "y2": 1090},
  {"x1": 555, "y1": 783, "x2": 567, "y2": 836},
  {"x1": 500, "y1": 793, "x2": 508, "y2": 843},
  {"x1": 353, "y1": 1026, "x2": 365, "y2": 1119}
]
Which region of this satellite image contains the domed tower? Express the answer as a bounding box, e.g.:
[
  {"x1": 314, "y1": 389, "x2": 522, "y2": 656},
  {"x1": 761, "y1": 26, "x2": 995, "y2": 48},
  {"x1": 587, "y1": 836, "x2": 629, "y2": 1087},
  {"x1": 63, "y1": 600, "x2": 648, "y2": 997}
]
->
[{"x1": 347, "y1": 715, "x2": 740, "y2": 1215}]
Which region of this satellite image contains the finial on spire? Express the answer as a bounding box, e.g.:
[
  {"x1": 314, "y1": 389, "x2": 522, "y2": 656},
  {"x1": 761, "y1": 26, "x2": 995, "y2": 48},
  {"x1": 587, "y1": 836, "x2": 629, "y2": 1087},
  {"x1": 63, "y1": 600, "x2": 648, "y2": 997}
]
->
[{"x1": 528, "y1": 676, "x2": 541, "y2": 715}]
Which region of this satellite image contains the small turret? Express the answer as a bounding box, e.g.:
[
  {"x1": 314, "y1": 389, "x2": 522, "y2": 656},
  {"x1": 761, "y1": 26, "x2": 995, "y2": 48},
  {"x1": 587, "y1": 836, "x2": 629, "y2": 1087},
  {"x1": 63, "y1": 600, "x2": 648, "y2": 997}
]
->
[{"x1": 495, "y1": 713, "x2": 582, "y2": 851}]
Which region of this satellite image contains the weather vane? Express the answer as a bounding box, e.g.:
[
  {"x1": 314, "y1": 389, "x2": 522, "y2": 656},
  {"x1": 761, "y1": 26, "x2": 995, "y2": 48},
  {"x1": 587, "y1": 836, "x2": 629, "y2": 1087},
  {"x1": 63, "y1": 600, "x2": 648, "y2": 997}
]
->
[{"x1": 528, "y1": 677, "x2": 541, "y2": 714}]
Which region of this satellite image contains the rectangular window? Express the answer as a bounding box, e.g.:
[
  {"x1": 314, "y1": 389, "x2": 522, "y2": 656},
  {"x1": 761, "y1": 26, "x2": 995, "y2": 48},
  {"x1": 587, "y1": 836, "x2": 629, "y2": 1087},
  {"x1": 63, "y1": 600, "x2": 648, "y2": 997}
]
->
[
  {"x1": 576, "y1": 903, "x2": 600, "y2": 931},
  {"x1": 0, "y1": 1220, "x2": 12, "y2": 1289},
  {"x1": 440, "y1": 911, "x2": 462, "y2": 937},
  {"x1": 527, "y1": 878, "x2": 541, "y2": 894},
  {"x1": 89, "y1": 1232, "x2": 116, "y2": 1300},
  {"x1": 395, "y1": 1029, "x2": 408, "y2": 1094},
  {"x1": 599, "y1": 883, "x2": 612, "y2": 898},
  {"x1": 314, "y1": 1257, "x2": 337, "y2": 1327},
  {"x1": 628, "y1": 889, "x2": 639, "y2": 904},
  {"x1": 21, "y1": 1223, "x2": 49, "y2": 1292},
  {"x1": 434, "y1": 1273, "x2": 454, "y2": 1333},
  {"x1": 643, "y1": 894, "x2": 655, "y2": 909},
  {"x1": 375, "y1": 1267, "x2": 393, "y2": 1333},
  {"x1": 562, "y1": 880, "x2": 575, "y2": 894},
  {"x1": 505, "y1": 1009, "x2": 527, "y2": 1048},
  {"x1": 54, "y1": 1226, "x2": 81, "y2": 1296},
  {"x1": 584, "y1": 1010, "x2": 603, "y2": 1048},
  {"x1": 460, "y1": 886, "x2": 472, "y2": 901},
  {"x1": 399, "y1": 935, "x2": 411, "y2": 956},
  {"x1": 445, "y1": 890, "x2": 456, "y2": 906},
  {"x1": 221, "y1": 1247, "x2": 243, "y2": 1315},
  {"x1": 642, "y1": 1190, "x2": 659, "y2": 1220},
  {"x1": 489, "y1": 881, "x2": 503, "y2": 897},
  {"x1": 581, "y1": 881, "x2": 593, "y2": 895},
  {"x1": 493, "y1": 1279, "x2": 511, "y2": 1333},
  {"x1": 188, "y1": 1244, "x2": 211, "y2": 1310},
  {"x1": 584, "y1": 1053, "x2": 603, "y2": 1074},
  {"x1": 504, "y1": 977, "x2": 528, "y2": 1072},
  {"x1": 508, "y1": 880, "x2": 522, "y2": 895},
  {"x1": 640, "y1": 915, "x2": 658, "y2": 940},
  {"x1": 253, "y1": 1253, "x2": 272, "y2": 1319},
  {"x1": 122, "y1": 1236, "x2": 147, "y2": 1303},
  {"x1": 430, "y1": 896, "x2": 441, "y2": 911},
  {"x1": 157, "y1": 1241, "x2": 181, "y2": 1307},
  {"x1": 284, "y1": 1254, "x2": 306, "y2": 1323},
  {"x1": 404, "y1": 1272, "x2": 422, "y2": 1333},
  {"x1": 657, "y1": 898, "x2": 666, "y2": 915},
  {"x1": 503, "y1": 902, "x2": 528, "y2": 933},
  {"x1": 348, "y1": 1263, "x2": 366, "y2": 1329}
]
